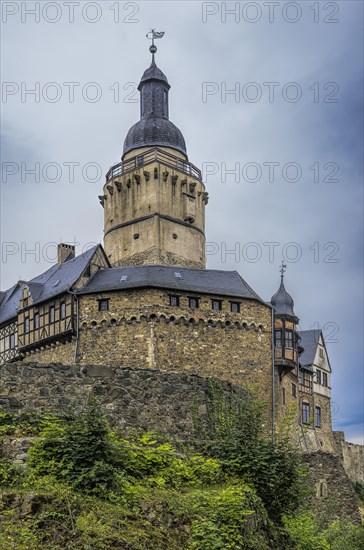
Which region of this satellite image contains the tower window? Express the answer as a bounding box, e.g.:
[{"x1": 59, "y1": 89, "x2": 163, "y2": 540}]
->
[
  {"x1": 322, "y1": 372, "x2": 328, "y2": 387},
  {"x1": 169, "y1": 295, "x2": 180, "y2": 307},
  {"x1": 315, "y1": 406, "x2": 322, "y2": 428},
  {"x1": 188, "y1": 297, "x2": 199, "y2": 309},
  {"x1": 60, "y1": 302, "x2": 66, "y2": 320},
  {"x1": 316, "y1": 369, "x2": 322, "y2": 385},
  {"x1": 292, "y1": 383, "x2": 297, "y2": 398},
  {"x1": 285, "y1": 330, "x2": 293, "y2": 348},
  {"x1": 24, "y1": 317, "x2": 30, "y2": 333},
  {"x1": 275, "y1": 330, "x2": 282, "y2": 347},
  {"x1": 211, "y1": 299, "x2": 222, "y2": 311},
  {"x1": 34, "y1": 312, "x2": 39, "y2": 329},
  {"x1": 136, "y1": 155, "x2": 144, "y2": 168},
  {"x1": 230, "y1": 301, "x2": 240, "y2": 313},
  {"x1": 98, "y1": 299, "x2": 109, "y2": 312},
  {"x1": 49, "y1": 306, "x2": 55, "y2": 323},
  {"x1": 302, "y1": 402, "x2": 310, "y2": 424}
]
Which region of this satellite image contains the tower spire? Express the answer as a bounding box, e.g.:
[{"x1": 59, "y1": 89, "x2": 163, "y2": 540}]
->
[{"x1": 279, "y1": 260, "x2": 287, "y2": 280}]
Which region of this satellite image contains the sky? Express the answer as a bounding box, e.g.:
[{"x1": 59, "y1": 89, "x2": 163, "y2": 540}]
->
[{"x1": 1, "y1": 1, "x2": 363, "y2": 443}]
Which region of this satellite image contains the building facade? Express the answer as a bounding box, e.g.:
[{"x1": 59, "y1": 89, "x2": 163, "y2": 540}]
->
[{"x1": 0, "y1": 47, "x2": 340, "y2": 452}]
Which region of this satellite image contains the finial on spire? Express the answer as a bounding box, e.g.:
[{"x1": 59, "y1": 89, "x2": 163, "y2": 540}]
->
[
  {"x1": 146, "y1": 29, "x2": 165, "y2": 63},
  {"x1": 279, "y1": 260, "x2": 287, "y2": 279}
]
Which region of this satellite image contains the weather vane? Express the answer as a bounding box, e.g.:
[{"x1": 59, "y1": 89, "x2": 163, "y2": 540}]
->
[
  {"x1": 280, "y1": 260, "x2": 287, "y2": 278},
  {"x1": 146, "y1": 29, "x2": 165, "y2": 62}
]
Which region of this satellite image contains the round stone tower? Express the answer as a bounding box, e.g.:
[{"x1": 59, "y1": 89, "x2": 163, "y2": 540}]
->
[{"x1": 101, "y1": 44, "x2": 207, "y2": 269}]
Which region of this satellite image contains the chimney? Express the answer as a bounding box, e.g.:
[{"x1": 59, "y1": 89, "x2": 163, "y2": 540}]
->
[{"x1": 57, "y1": 243, "x2": 75, "y2": 266}]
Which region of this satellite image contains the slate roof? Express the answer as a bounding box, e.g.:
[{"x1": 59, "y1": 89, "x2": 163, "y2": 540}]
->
[
  {"x1": 0, "y1": 245, "x2": 100, "y2": 326},
  {"x1": 271, "y1": 277, "x2": 298, "y2": 320},
  {"x1": 75, "y1": 265, "x2": 267, "y2": 303},
  {"x1": 298, "y1": 329, "x2": 322, "y2": 366}
]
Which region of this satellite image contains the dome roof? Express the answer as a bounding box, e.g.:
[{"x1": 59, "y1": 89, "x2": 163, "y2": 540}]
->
[
  {"x1": 123, "y1": 116, "x2": 187, "y2": 156},
  {"x1": 271, "y1": 278, "x2": 298, "y2": 320},
  {"x1": 122, "y1": 59, "x2": 187, "y2": 159}
]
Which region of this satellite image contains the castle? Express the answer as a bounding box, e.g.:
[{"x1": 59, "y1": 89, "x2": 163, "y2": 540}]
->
[{"x1": 0, "y1": 38, "x2": 360, "y2": 468}]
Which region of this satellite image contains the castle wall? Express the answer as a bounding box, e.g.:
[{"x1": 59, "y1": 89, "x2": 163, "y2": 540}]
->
[{"x1": 333, "y1": 431, "x2": 364, "y2": 483}]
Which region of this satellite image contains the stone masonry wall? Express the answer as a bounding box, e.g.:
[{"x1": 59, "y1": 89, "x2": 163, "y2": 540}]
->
[
  {"x1": 304, "y1": 451, "x2": 361, "y2": 524},
  {"x1": 0, "y1": 363, "x2": 249, "y2": 439},
  {"x1": 333, "y1": 431, "x2": 364, "y2": 483}
]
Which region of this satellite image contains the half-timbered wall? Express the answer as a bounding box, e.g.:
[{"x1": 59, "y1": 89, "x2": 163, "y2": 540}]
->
[{"x1": 0, "y1": 321, "x2": 19, "y2": 364}]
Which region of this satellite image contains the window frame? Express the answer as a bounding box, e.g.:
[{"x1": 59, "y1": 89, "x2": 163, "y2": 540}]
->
[
  {"x1": 188, "y1": 296, "x2": 199, "y2": 309},
  {"x1": 34, "y1": 312, "x2": 40, "y2": 330},
  {"x1": 302, "y1": 402, "x2": 310, "y2": 424},
  {"x1": 322, "y1": 372, "x2": 328, "y2": 387},
  {"x1": 211, "y1": 299, "x2": 222, "y2": 311},
  {"x1": 98, "y1": 299, "x2": 109, "y2": 312},
  {"x1": 316, "y1": 369, "x2": 322, "y2": 385},
  {"x1": 9, "y1": 333, "x2": 15, "y2": 350},
  {"x1": 169, "y1": 295, "x2": 180, "y2": 307},
  {"x1": 24, "y1": 317, "x2": 30, "y2": 333},
  {"x1": 285, "y1": 329, "x2": 294, "y2": 349},
  {"x1": 292, "y1": 383, "x2": 297, "y2": 398},
  {"x1": 49, "y1": 305, "x2": 55, "y2": 324},
  {"x1": 230, "y1": 301, "x2": 240, "y2": 313},
  {"x1": 315, "y1": 406, "x2": 322, "y2": 428},
  {"x1": 60, "y1": 301, "x2": 66, "y2": 320},
  {"x1": 275, "y1": 329, "x2": 282, "y2": 347}
]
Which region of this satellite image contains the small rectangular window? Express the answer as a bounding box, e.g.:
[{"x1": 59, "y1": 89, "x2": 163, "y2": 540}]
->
[
  {"x1": 212, "y1": 299, "x2": 222, "y2": 311},
  {"x1": 322, "y1": 372, "x2": 328, "y2": 387},
  {"x1": 285, "y1": 330, "x2": 293, "y2": 348},
  {"x1": 49, "y1": 305, "x2": 55, "y2": 323},
  {"x1": 275, "y1": 330, "x2": 282, "y2": 347},
  {"x1": 60, "y1": 302, "x2": 66, "y2": 320},
  {"x1": 136, "y1": 155, "x2": 144, "y2": 168},
  {"x1": 98, "y1": 299, "x2": 109, "y2": 312},
  {"x1": 319, "y1": 348, "x2": 324, "y2": 359},
  {"x1": 292, "y1": 383, "x2": 297, "y2": 398},
  {"x1": 230, "y1": 301, "x2": 240, "y2": 313},
  {"x1": 282, "y1": 387, "x2": 286, "y2": 405},
  {"x1": 9, "y1": 334, "x2": 15, "y2": 350},
  {"x1": 24, "y1": 317, "x2": 30, "y2": 333},
  {"x1": 188, "y1": 297, "x2": 199, "y2": 309},
  {"x1": 34, "y1": 312, "x2": 39, "y2": 329},
  {"x1": 169, "y1": 295, "x2": 180, "y2": 307},
  {"x1": 302, "y1": 402, "x2": 310, "y2": 424},
  {"x1": 316, "y1": 369, "x2": 322, "y2": 385},
  {"x1": 315, "y1": 406, "x2": 321, "y2": 428}
]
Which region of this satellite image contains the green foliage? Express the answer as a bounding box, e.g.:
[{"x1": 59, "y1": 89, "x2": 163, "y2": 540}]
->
[
  {"x1": 0, "y1": 403, "x2": 362, "y2": 549},
  {"x1": 198, "y1": 379, "x2": 306, "y2": 522},
  {"x1": 0, "y1": 411, "x2": 44, "y2": 437},
  {"x1": 283, "y1": 511, "x2": 364, "y2": 550},
  {"x1": 353, "y1": 481, "x2": 364, "y2": 504},
  {"x1": 283, "y1": 511, "x2": 330, "y2": 550},
  {"x1": 0, "y1": 457, "x2": 24, "y2": 487},
  {"x1": 28, "y1": 401, "x2": 122, "y2": 493}
]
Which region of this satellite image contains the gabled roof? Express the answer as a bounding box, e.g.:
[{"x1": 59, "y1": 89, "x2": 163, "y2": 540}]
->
[
  {"x1": 0, "y1": 245, "x2": 101, "y2": 326},
  {"x1": 298, "y1": 329, "x2": 332, "y2": 372},
  {"x1": 75, "y1": 265, "x2": 267, "y2": 303}
]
